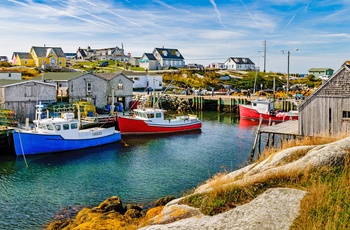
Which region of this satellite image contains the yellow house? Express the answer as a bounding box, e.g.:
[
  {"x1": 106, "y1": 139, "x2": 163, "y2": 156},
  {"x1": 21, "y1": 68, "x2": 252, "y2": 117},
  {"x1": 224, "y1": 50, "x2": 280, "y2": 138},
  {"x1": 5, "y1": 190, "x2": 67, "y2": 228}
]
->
[
  {"x1": 11, "y1": 52, "x2": 35, "y2": 67},
  {"x1": 12, "y1": 46, "x2": 66, "y2": 69},
  {"x1": 30, "y1": 46, "x2": 66, "y2": 69}
]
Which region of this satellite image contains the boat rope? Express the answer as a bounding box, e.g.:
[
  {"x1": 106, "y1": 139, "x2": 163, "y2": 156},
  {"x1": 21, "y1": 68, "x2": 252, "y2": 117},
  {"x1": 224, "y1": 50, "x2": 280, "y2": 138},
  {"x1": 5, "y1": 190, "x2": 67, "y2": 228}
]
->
[
  {"x1": 18, "y1": 130, "x2": 29, "y2": 168},
  {"x1": 120, "y1": 138, "x2": 129, "y2": 147}
]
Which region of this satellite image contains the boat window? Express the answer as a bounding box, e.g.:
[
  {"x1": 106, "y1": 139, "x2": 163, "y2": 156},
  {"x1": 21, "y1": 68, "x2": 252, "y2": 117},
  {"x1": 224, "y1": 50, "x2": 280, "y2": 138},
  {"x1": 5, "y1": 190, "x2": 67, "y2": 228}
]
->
[
  {"x1": 55, "y1": 125, "x2": 61, "y2": 131},
  {"x1": 46, "y1": 124, "x2": 54, "y2": 130},
  {"x1": 253, "y1": 103, "x2": 257, "y2": 106},
  {"x1": 39, "y1": 124, "x2": 46, "y2": 130},
  {"x1": 63, "y1": 124, "x2": 69, "y2": 130},
  {"x1": 147, "y1": 113, "x2": 154, "y2": 118},
  {"x1": 71, "y1": 123, "x2": 78, "y2": 129},
  {"x1": 156, "y1": 113, "x2": 162, "y2": 118}
]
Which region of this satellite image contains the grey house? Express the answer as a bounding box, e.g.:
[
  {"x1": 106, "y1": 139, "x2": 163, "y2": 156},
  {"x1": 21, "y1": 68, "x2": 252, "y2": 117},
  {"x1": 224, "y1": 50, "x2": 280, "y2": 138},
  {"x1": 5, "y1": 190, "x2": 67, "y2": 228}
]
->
[
  {"x1": 299, "y1": 63, "x2": 350, "y2": 137},
  {"x1": 68, "y1": 72, "x2": 133, "y2": 110},
  {"x1": 0, "y1": 80, "x2": 56, "y2": 122}
]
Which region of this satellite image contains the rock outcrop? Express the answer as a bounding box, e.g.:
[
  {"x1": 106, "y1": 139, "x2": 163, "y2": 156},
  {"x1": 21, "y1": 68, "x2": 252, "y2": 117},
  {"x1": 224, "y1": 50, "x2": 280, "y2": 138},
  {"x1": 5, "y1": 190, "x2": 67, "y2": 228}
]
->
[{"x1": 46, "y1": 137, "x2": 350, "y2": 230}]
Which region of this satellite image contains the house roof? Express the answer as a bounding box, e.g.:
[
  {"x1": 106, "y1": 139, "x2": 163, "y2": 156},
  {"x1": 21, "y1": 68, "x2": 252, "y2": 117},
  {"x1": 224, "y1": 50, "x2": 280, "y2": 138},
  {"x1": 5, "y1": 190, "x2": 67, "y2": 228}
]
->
[
  {"x1": 143, "y1": 53, "x2": 157, "y2": 60},
  {"x1": 227, "y1": 57, "x2": 255, "y2": 65},
  {"x1": 308, "y1": 68, "x2": 333, "y2": 72},
  {"x1": 13, "y1": 52, "x2": 32, "y2": 59},
  {"x1": 154, "y1": 48, "x2": 184, "y2": 60},
  {"x1": 68, "y1": 71, "x2": 132, "y2": 83},
  {"x1": 31, "y1": 46, "x2": 66, "y2": 58},
  {"x1": 77, "y1": 48, "x2": 87, "y2": 57},
  {"x1": 95, "y1": 72, "x2": 133, "y2": 83}
]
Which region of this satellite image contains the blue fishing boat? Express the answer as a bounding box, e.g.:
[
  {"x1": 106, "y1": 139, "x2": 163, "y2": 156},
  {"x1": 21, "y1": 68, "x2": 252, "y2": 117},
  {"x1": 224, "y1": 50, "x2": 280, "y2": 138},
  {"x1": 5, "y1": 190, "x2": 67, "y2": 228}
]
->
[{"x1": 13, "y1": 104, "x2": 121, "y2": 155}]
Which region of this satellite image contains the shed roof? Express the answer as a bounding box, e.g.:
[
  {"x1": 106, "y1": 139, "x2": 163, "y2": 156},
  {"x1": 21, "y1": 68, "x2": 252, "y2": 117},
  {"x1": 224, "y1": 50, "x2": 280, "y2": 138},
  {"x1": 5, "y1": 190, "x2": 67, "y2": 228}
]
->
[{"x1": 31, "y1": 72, "x2": 85, "y2": 81}]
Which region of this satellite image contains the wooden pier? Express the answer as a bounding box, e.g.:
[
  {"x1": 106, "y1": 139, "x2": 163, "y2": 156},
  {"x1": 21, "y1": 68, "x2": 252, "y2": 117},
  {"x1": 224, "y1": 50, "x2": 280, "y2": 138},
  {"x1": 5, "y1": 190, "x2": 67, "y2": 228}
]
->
[{"x1": 249, "y1": 119, "x2": 300, "y2": 161}]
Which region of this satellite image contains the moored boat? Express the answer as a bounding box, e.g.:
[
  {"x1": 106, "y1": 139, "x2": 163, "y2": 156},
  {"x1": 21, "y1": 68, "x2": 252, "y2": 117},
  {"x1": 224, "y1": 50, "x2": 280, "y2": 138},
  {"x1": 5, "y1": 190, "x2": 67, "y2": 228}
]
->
[
  {"x1": 239, "y1": 98, "x2": 298, "y2": 122},
  {"x1": 13, "y1": 104, "x2": 121, "y2": 155},
  {"x1": 117, "y1": 103, "x2": 202, "y2": 135}
]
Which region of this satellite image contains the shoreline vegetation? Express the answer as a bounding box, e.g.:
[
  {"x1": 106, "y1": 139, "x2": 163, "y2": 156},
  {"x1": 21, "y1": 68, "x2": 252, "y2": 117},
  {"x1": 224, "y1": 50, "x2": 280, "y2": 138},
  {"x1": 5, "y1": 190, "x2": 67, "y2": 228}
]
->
[{"x1": 46, "y1": 136, "x2": 350, "y2": 229}]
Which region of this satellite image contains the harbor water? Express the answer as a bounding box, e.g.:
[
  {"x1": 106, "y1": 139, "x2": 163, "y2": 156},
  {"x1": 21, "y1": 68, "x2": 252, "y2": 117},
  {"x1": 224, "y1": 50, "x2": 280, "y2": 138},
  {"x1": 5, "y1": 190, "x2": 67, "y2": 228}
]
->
[{"x1": 0, "y1": 112, "x2": 260, "y2": 229}]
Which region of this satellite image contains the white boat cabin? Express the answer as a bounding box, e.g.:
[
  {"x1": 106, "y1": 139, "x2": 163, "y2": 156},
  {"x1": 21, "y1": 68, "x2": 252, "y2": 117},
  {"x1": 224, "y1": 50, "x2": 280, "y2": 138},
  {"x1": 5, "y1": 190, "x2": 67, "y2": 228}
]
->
[
  {"x1": 133, "y1": 108, "x2": 165, "y2": 121},
  {"x1": 34, "y1": 113, "x2": 79, "y2": 134},
  {"x1": 252, "y1": 99, "x2": 275, "y2": 114}
]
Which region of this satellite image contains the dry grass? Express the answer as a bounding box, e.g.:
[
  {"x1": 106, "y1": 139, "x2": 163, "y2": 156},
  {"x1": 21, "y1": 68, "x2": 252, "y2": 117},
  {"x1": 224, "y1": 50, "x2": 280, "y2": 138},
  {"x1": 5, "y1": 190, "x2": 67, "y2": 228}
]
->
[
  {"x1": 291, "y1": 154, "x2": 350, "y2": 229},
  {"x1": 181, "y1": 137, "x2": 350, "y2": 229}
]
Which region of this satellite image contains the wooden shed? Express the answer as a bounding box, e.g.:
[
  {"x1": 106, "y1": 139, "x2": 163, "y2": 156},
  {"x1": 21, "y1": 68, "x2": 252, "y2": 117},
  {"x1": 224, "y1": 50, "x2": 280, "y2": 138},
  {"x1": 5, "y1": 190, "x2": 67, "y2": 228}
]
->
[
  {"x1": 0, "y1": 80, "x2": 56, "y2": 122},
  {"x1": 299, "y1": 64, "x2": 350, "y2": 137},
  {"x1": 68, "y1": 72, "x2": 133, "y2": 110}
]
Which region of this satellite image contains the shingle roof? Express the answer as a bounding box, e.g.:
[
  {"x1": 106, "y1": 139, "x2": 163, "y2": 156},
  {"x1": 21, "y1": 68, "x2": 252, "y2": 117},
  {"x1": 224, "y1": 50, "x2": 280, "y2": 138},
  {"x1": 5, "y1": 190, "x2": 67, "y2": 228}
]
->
[
  {"x1": 31, "y1": 46, "x2": 66, "y2": 58},
  {"x1": 228, "y1": 57, "x2": 255, "y2": 65},
  {"x1": 13, "y1": 52, "x2": 32, "y2": 59},
  {"x1": 144, "y1": 53, "x2": 157, "y2": 60},
  {"x1": 154, "y1": 48, "x2": 184, "y2": 59},
  {"x1": 308, "y1": 68, "x2": 333, "y2": 72}
]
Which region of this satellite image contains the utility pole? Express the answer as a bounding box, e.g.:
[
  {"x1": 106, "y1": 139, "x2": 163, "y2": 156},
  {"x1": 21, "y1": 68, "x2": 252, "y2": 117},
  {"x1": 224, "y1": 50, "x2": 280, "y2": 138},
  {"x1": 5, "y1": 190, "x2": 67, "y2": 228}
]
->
[{"x1": 263, "y1": 40, "x2": 266, "y2": 73}]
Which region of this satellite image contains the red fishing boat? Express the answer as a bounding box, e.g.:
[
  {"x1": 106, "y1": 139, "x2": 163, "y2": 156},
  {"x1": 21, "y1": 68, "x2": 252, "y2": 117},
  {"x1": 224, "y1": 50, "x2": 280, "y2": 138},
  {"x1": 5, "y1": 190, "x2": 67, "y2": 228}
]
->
[
  {"x1": 117, "y1": 104, "x2": 202, "y2": 135},
  {"x1": 239, "y1": 98, "x2": 298, "y2": 122}
]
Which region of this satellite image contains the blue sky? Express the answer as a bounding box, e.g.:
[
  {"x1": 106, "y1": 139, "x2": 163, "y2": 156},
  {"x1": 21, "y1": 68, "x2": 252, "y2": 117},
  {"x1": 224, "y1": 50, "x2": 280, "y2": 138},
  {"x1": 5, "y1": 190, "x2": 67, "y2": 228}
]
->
[{"x1": 1, "y1": 0, "x2": 350, "y2": 73}]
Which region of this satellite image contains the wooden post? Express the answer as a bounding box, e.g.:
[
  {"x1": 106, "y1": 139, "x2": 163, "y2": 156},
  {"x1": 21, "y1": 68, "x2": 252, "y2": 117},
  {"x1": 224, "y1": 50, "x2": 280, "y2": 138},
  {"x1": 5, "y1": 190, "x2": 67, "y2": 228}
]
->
[
  {"x1": 265, "y1": 118, "x2": 272, "y2": 150},
  {"x1": 249, "y1": 116, "x2": 263, "y2": 162},
  {"x1": 217, "y1": 97, "x2": 221, "y2": 112}
]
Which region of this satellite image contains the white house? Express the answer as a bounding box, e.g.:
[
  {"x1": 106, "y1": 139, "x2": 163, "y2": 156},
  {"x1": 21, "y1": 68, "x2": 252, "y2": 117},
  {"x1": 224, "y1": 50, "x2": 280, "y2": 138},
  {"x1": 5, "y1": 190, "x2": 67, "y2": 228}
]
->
[
  {"x1": 224, "y1": 57, "x2": 255, "y2": 71},
  {"x1": 139, "y1": 53, "x2": 159, "y2": 70},
  {"x1": 124, "y1": 72, "x2": 163, "y2": 91},
  {"x1": 139, "y1": 47, "x2": 185, "y2": 70},
  {"x1": 76, "y1": 46, "x2": 128, "y2": 62}
]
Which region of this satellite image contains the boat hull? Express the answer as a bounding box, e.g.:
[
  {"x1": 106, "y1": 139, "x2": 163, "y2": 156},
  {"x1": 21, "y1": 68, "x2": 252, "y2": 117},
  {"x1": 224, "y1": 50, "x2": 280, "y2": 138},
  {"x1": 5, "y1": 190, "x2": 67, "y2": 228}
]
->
[
  {"x1": 13, "y1": 129, "x2": 121, "y2": 155},
  {"x1": 239, "y1": 104, "x2": 298, "y2": 122},
  {"x1": 117, "y1": 116, "x2": 202, "y2": 135}
]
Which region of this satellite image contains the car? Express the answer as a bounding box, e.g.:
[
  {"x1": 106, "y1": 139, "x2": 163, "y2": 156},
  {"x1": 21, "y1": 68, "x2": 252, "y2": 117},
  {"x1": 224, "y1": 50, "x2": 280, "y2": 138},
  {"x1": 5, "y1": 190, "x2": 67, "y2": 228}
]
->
[{"x1": 99, "y1": 61, "x2": 109, "y2": 67}]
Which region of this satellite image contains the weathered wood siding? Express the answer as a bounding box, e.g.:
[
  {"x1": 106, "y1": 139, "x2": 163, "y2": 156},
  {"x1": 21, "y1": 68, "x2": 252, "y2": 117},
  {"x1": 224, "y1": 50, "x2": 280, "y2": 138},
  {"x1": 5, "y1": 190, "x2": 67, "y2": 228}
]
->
[
  {"x1": 0, "y1": 81, "x2": 56, "y2": 122},
  {"x1": 68, "y1": 73, "x2": 134, "y2": 110},
  {"x1": 299, "y1": 66, "x2": 350, "y2": 137},
  {"x1": 69, "y1": 73, "x2": 108, "y2": 107}
]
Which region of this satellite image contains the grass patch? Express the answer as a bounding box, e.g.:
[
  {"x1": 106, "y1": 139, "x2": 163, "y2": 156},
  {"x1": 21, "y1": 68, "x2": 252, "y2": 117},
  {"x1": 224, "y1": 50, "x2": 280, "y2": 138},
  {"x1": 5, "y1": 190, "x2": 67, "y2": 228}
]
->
[{"x1": 181, "y1": 139, "x2": 350, "y2": 228}]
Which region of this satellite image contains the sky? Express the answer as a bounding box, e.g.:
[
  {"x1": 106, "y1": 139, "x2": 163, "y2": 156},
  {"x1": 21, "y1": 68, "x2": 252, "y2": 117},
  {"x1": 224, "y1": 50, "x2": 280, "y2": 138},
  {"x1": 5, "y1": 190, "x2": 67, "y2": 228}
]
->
[{"x1": 1, "y1": 0, "x2": 350, "y2": 74}]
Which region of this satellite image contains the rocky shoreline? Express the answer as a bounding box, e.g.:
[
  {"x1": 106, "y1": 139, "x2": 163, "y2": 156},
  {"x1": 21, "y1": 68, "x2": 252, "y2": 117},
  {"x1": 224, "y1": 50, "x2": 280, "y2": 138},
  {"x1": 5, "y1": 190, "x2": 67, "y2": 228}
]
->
[{"x1": 46, "y1": 137, "x2": 350, "y2": 229}]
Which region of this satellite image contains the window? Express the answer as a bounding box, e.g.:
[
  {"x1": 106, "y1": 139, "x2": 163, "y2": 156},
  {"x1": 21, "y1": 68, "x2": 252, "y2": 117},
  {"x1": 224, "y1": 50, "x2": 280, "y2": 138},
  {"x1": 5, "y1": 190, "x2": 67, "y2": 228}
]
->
[
  {"x1": 87, "y1": 82, "x2": 92, "y2": 92},
  {"x1": 55, "y1": 125, "x2": 61, "y2": 131},
  {"x1": 63, "y1": 124, "x2": 69, "y2": 130},
  {"x1": 47, "y1": 124, "x2": 54, "y2": 130},
  {"x1": 156, "y1": 113, "x2": 162, "y2": 118},
  {"x1": 342, "y1": 111, "x2": 350, "y2": 119},
  {"x1": 117, "y1": 80, "x2": 123, "y2": 90},
  {"x1": 71, "y1": 123, "x2": 78, "y2": 129},
  {"x1": 147, "y1": 113, "x2": 154, "y2": 118},
  {"x1": 25, "y1": 86, "x2": 32, "y2": 97}
]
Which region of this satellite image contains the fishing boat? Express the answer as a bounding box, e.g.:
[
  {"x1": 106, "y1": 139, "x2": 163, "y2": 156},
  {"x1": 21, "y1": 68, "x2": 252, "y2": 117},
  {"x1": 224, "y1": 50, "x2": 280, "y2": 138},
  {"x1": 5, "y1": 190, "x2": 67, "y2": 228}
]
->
[
  {"x1": 117, "y1": 99, "x2": 202, "y2": 135},
  {"x1": 239, "y1": 98, "x2": 298, "y2": 122},
  {"x1": 13, "y1": 104, "x2": 121, "y2": 155}
]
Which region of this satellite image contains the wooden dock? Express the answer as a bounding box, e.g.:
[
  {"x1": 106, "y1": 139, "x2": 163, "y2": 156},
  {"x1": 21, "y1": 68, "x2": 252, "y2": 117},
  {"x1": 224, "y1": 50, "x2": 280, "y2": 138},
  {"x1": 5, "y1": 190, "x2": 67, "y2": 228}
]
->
[{"x1": 249, "y1": 119, "x2": 300, "y2": 161}]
